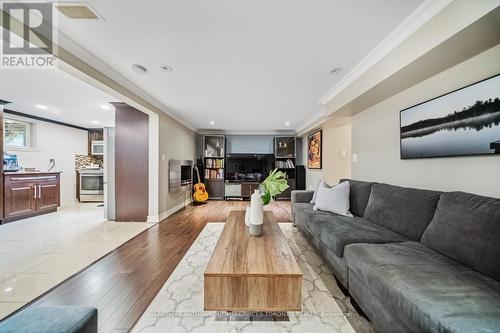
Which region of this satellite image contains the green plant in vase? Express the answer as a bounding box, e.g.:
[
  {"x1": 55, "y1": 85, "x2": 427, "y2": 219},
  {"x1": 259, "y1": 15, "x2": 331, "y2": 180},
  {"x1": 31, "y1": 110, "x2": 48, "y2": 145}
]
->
[{"x1": 259, "y1": 169, "x2": 289, "y2": 205}]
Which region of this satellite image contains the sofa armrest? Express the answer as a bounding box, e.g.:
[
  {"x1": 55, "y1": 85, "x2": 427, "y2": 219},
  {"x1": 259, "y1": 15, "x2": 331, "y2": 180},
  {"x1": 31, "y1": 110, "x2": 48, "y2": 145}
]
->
[
  {"x1": 291, "y1": 190, "x2": 314, "y2": 223},
  {"x1": 291, "y1": 190, "x2": 314, "y2": 204},
  {"x1": 0, "y1": 306, "x2": 98, "y2": 333}
]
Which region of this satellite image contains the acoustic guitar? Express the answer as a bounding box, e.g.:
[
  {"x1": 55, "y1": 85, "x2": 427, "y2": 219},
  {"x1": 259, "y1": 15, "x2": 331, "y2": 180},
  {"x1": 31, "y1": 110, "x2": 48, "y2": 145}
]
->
[{"x1": 193, "y1": 165, "x2": 209, "y2": 203}]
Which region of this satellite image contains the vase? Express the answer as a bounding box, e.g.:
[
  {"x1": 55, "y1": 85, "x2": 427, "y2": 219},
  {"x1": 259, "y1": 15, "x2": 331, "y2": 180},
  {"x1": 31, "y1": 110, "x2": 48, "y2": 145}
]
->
[
  {"x1": 249, "y1": 189, "x2": 263, "y2": 237},
  {"x1": 245, "y1": 206, "x2": 251, "y2": 227}
]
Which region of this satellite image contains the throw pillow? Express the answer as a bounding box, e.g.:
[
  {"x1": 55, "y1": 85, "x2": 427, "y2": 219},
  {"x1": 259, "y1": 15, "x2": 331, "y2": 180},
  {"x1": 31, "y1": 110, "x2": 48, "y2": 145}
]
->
[
  {"x1": 313, "y1": 181, "x2": 353, "y2": 217},
  {"x1": 310, "y1": 180, "x2": 330, "y2": 204}
]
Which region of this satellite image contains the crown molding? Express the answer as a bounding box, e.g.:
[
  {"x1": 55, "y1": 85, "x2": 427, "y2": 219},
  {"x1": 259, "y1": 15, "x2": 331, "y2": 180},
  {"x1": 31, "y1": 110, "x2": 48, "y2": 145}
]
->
[
  {"x1": 295, "y1": 109, "x2": 328, "y2": 137},
  {"x1": 317, "y1": 0, "x2": 452, "y2": 106}
]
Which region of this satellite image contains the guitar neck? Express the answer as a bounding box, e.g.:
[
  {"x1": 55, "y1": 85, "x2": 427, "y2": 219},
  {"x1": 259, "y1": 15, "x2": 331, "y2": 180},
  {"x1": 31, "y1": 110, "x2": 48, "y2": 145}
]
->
[{"x1": 194, "y1": 165, "x2": 202, "y2": 183}]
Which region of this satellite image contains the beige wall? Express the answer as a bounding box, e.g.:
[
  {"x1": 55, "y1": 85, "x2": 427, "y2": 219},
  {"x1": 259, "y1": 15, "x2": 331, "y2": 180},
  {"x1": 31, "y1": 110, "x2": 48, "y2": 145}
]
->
[
  {"x1": 159, "y1": 113, "x2": 197, "y2": 215},
  {"x1": 351, "y1": 44, "x2": 500, "y2": 198},
  {"x1": 302, "y1": 117, "x2": 352, "y2": 189}
]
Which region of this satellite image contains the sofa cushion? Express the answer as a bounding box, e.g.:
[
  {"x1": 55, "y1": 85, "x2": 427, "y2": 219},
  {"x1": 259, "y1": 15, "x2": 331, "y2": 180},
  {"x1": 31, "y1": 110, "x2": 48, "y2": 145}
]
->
[
  {"x1": 313, "y1": 181, "x2": 352, "y2": 217},
  {"x1": 422, "y1": 191, "x2": 500, "y2": 281},
  {"x1": 308, "y1": 214, "x2": 408, "y2": 257},
  {"x1": 339, "y1": 179, "x2": 375, "y2": 217},
  {"x1": 294, "y1": 203, "x2": 334, "y2": 233},
  {"x1": 0, "y1": 306, "x2": 98, "y2": 333},
  {"x1": 345, "y1": 242, "x2": 500, "y2": 333},
  {"x1": 363, "y1": 183, "x2": 441, "y2": 240}
]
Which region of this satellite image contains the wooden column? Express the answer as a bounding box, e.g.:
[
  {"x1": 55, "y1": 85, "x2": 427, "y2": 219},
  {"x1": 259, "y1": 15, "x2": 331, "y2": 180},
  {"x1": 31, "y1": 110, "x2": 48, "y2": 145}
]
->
[
  {"x1": 0, "y1": 100, "x2": 9, "y2": 221},
  {"x1": 111, "y1": 102, "x2": 149, "y2": 222}
]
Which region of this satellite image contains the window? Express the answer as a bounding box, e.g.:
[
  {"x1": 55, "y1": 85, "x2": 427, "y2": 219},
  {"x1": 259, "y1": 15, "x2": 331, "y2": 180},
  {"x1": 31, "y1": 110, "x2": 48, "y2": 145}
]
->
[{"x1": 4, "y1": 118, "x2": 31, "y2": 148}]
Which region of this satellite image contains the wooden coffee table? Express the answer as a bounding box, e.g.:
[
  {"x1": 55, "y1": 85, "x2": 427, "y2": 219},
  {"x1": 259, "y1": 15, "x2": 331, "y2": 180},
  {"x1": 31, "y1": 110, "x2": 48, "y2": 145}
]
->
[{"x1": 204, "y1": 210, "x2": 302, "y2": 312}]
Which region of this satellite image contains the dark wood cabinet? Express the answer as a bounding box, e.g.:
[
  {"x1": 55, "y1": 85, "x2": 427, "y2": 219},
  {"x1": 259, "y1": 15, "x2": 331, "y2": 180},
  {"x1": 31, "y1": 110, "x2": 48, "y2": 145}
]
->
[
  {"x1": 37, "y1": 182, "x2": 60, "y2": 211},
  {"x1": 4, "y1": 184, "x2": 36, "y2": 218},
  {"x1": 3, "y1": 172, "x2": 61, "y2": 223},
  {"x1": 206, "y1": 180, "x2": 224, "y2": 200},
  {"x1": 241, "y1": 182, "x2": 259, "y2": 197}
]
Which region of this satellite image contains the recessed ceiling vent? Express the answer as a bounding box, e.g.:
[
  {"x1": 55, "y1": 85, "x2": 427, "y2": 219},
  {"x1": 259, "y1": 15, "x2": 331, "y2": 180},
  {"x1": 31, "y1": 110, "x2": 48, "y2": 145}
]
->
[{"x1": 55, "y1": 3, "x2": 101, "y2": 20}]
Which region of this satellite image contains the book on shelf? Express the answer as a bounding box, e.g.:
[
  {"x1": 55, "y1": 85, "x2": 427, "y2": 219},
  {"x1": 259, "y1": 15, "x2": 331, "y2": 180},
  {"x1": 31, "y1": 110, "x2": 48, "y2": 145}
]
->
[
  {"x1": 205, "y1": 158, "x2": 224, "y2": 168},
  {"x1": 205, "y1": 168, "x2": 224, "y2": 180},
  {"x1": 276, "y1": 159, "x2": 295, "y2": 168}
]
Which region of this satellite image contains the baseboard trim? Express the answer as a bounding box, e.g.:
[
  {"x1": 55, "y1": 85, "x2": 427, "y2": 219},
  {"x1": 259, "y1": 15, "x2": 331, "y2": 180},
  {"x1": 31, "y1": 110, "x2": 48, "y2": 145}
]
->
[{"x1": 147, "y1": 200, "x2": 191, "y2": 224}]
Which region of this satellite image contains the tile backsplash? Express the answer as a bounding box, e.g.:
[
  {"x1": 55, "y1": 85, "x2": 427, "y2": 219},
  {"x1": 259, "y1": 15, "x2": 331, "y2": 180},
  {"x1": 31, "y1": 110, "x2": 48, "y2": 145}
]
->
[{"x1": 75, "y1": 154, "x2": 103, "y2": 170}]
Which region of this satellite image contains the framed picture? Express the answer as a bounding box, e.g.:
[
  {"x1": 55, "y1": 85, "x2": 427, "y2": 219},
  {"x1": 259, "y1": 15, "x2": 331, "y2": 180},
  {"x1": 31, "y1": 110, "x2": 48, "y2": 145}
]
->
[
  {"x1": 400, "y1": 73, "x2": 500, "y2": 159},
  {"x1": 307, "y1": 129, "x2": 322, "y2": 169}
]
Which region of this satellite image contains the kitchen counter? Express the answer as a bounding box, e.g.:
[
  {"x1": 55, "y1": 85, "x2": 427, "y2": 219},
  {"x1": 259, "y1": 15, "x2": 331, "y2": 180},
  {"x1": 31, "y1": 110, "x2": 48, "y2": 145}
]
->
[{"x1": 3, "y1": 170, "x2": 62, "y2": 175}]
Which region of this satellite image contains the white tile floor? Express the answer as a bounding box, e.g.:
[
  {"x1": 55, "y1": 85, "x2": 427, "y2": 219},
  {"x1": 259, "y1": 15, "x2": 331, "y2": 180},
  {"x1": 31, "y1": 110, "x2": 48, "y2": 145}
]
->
[{"x1": 0, "y1": 203, "x2": 152, "y2": 320}]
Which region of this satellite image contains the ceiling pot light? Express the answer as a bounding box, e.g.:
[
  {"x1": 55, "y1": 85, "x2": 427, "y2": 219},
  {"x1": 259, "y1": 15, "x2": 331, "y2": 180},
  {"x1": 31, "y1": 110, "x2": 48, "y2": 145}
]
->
[
  {"x1": 91, "y1": 120, "x2": 100, "y2": 125},
  {"x1": 285, "y1": 121, "x2": 290, "y2": 126},
  {"x1": 100, "y1": 104, "x2": 111, "y2": 110},
  {"x1": 35, "y1": 104, "x2": 48, "y2": 110},
  {"x1": 161, "y1": 64, "x2": 173, "y2": 72},
  {"x1": 329, "y1": 67, "x2": 342, "y2": 75},
  {"x1": 131, "y1": 64, "x2": 147, "y2": 75},
  {"x1": 210, "y1": 121, "x2": 215, "y2": 126}
]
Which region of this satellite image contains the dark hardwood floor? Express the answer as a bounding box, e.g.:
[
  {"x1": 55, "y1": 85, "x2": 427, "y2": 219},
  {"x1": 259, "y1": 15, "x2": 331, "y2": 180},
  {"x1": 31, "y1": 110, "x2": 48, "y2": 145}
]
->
[{"x1": 23, "y1": 200, "x2": 292, "y2": 333}]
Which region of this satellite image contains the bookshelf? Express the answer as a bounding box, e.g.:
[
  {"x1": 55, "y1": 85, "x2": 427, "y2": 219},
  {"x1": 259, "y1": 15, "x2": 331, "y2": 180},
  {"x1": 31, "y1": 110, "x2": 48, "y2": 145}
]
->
[
  {"x1": 274, "y1": 136, "x2": 296, "y2": 199},
  {"x1": 203, "y1": 135, "x2": 225, "y2": 199}
]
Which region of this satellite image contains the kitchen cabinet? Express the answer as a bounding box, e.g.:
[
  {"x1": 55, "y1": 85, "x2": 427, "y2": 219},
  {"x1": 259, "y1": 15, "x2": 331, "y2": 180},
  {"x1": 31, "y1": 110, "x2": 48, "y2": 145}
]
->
[
  {"x1": 88, "y1": 129, "x2": 104, "y2": 155},
  {"x1": 2, "y1": 172, "x2": 61, "y2": 223}
]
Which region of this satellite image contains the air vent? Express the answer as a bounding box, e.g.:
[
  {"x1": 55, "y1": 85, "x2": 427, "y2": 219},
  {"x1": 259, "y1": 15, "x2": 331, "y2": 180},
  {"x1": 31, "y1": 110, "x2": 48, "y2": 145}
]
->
[{"x1": 56, "y1": 4, "x2": 99, "y2": 19}]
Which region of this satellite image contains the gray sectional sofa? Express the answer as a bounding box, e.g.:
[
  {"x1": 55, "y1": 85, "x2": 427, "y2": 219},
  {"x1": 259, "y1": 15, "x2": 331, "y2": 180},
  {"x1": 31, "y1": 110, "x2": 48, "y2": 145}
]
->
[{"x1": 291, "y1": 179, "x2": 500, "y2": 333}]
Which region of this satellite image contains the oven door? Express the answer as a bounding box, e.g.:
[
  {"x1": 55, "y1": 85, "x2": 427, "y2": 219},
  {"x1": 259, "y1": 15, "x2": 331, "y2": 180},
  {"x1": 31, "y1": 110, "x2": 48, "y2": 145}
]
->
[{"x1": 80, "y1": 174, "x2": 104, "y2": 195}]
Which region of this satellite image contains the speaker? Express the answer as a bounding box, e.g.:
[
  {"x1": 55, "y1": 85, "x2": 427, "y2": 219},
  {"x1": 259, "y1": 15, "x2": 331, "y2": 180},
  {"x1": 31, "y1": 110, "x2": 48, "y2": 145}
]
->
[{"x1": 295, "y1": 165, "x2": 305, "y2": 190}]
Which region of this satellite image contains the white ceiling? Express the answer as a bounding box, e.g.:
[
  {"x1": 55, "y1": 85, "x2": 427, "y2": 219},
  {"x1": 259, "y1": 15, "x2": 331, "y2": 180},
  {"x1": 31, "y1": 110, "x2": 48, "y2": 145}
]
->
[
  {"x1": 40, "y1": 0, "x2": 424, "y2": 131},
  {"x1": 0, "y1": 66, "x2": 118, "y2": 128}
]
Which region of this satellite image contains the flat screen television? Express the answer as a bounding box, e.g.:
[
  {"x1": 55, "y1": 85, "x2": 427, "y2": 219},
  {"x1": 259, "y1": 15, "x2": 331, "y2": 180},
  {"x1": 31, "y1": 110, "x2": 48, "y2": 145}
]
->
[
  {"x1": 225, "y1": 154, "x2": 273, "y2": 182},
  {"x1": 400, "y1": 74, "x2": 500, "y2": 159}
]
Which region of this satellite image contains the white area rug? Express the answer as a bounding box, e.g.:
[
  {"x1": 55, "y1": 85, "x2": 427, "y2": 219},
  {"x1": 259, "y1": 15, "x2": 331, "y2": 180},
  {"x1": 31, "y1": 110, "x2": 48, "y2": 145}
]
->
[{"x1": 132, "y1": 223, "x2": 373, "y2": 333}]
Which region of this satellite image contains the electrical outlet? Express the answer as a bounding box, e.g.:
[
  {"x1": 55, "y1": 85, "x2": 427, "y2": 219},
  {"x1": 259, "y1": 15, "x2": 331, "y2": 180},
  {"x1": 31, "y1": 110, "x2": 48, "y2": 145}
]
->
[{"x1": 352, "y1": 153, "x2": 358, "y2": 162}]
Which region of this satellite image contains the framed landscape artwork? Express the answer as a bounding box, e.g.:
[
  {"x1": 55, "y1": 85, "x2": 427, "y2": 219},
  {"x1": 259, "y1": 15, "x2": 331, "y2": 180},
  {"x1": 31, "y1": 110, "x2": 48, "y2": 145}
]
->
[
  {"x1": 307, "y1": 130, "x2": 322, "y2": 169},
  {"x1": 400, "y1": 74, "x2": 500, "y2": 159}
]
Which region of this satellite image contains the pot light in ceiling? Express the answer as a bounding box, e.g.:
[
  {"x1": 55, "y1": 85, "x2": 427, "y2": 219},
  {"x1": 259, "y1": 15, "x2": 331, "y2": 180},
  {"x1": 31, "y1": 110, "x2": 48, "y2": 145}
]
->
[
  {"x1": 131, "y1": 64, "x2": 147, "y2": 75},
  {"x1": 329, "y1": 67, "x2": 342, "y2": 75},
  {"x1": 210, "y1": 121, "x2": 215, "y2": 126},
  {"x1": 161, "y1": 64, "x2": 173, "y2": 72},
  {"x1": 100, "y1": 104, "x2": 111, "y2": 110},
  {"x1": 91, "y1": 120, "x2": 100, "y2": 125},
  {"x1": 35, "y1": 104, "x2": 48, "y2": 110},
  {"x1": 285, "y1": 121, "x2": 290, "y2": 126}
]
